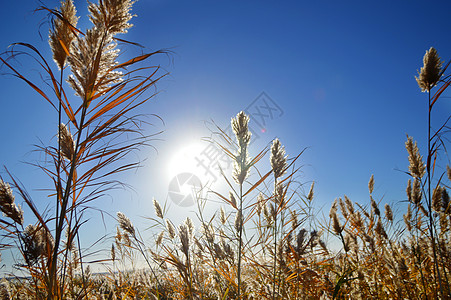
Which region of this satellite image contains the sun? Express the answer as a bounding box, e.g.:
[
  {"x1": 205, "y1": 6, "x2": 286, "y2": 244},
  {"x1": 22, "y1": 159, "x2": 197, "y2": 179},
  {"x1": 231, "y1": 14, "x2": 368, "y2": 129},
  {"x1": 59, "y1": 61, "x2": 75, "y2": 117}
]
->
[{"x1": 167, "y1": 142, "x2": 211, "y2": 184}]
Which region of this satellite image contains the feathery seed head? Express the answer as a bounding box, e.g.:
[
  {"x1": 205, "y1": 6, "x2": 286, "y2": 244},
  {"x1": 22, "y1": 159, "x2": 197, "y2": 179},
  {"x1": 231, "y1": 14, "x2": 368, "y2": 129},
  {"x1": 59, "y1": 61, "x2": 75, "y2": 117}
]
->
[
  {"x1": 352, "y1": 211, "x2": 363, "y2": 229},
  {"x1": 67, "y1": 28, "x2": 122, "y2": 102},
  {"x1": 331, "y1": 211, "x2": 342, "y2": 235},
  {"x1": 344, "y1": 196, "x2": 354, "y2": 215},
  {"x1": 49, "y1": 0, "x2": 78, "y2": 69},
  {"x1": 370, "y1": 196, "x2": 380, "y2": 216},
  {"x1": 111, "y1": 244, "x2": 115, "y2": 261},
  {"x1": 21, "y1": 225, "x2": 53, "y2": 265},
  {"x1": 375, "y1": 218, "x2": 388, "y2": 240},
  {"x1": 416, "y1": 47, "x2": 443, "y2": 92},
  {"x1": 179, "y1": 224, "x2": 191, "y2": 256},
  {"x1": 343, "y1": 234, "x2": 351, "y2": 252},
  {"x1": 166, "y1": 220, "x2": 176, "y2": 239},
  {"x1": 155, "y1": 231, "x2": 164, "y2": 247},
  {"x1": 406, "y1": 179, "x2": 412, "y2": 202},
  {"x1": 231, "y1": 111, "x2": 251, "y2": 148},
  {"x1": 405, "y1": 137, "x2": 425, "y2": 178},
  {"x1": 219, "y1": 206, "x2": 226, "y2": 224},
  {"x1": 329, "y1": 199, "x2": 338, "y2": 218},
  {"x1": 256, "y1": 193, "x2": 264, "y2": 216},
  {"x1": 58, "y1": 123, "x2": 75, "y2": 160},
  {"x1": 184, "y1": 217, "x2": 194, "y2": 238},
  {"x1": 0, "y1": 279, "x2": 11, "y2": 300},
  {"x1": 411, "y1": 178, "x2": 422, "y2": 205},
  {"x1": 153, "y1": 199, "x2": 163, "y2": 219},
  {"x1": 433, "y1": 186, "x2": 443, "y2": 213},
  {"x1": 201, "y1": 223, "x2": 215, "y2": 244},
  {"x1": 229, "y1": 191, "x2": 237, "y2": 209},
  {"x1": 115, "y1": 226, "x2": 122, "y2": 242},
  {"x1": 368, "y1": 174, "x2": 374, "y2": 194},
  {"x1": 296, "y1": 229, "x2": 307, "y2": 252},
  {"x1": 442, "y1": 188, "x2": 450, "y2": 213},
  {"x1": 404, "y1": 204, "x2": 412, "y2": 231},
  {"x1": 291, "y1": 210, "x2": 298, "y2": 232},
  {"x1": 232, "y1": 112, "x2": 251, "y2": 184},
  {"x1": 0, "y1": 180, "x2": 23, "y2": 225},
  {"x1": 88, "y1": 0, "x2": 134, "y2": 35},
  {"x1": 307, "y1": 182, "x2": 315, "y2": 201},
  {"x1": 117, "y1": 212, "x2": 135, "y2": 236},
  {"x1": 338, "y1": 198, "x2": 348, "y2": 219},
  {"x1": 384, "y1": 203, "x2": 393, "y2": 222},
  {"x1": 270, "y1": 138, "x2": 287, "y2": 179}
]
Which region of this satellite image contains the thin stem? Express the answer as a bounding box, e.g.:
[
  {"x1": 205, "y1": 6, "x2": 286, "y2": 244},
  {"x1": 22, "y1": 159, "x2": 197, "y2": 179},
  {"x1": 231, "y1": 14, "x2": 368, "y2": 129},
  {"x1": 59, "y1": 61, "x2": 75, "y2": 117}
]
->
[
  {"x1": 428, "y1": 90, "x2": 444, "y2": 298},
  {"x1": 48, "y1": 103, "x2": 87, "y2": 300},
  {"x1": 272, "y1": 179, "x2": 277, "y2": 300},
  {"x1": 237, "y1": 184, "x2": 243, "y2": 299}
]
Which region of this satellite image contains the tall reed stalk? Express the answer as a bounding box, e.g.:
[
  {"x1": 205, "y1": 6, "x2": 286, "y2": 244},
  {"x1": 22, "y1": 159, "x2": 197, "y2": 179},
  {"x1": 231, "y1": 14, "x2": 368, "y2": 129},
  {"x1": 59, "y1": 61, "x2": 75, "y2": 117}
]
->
[
  {"x1": 0, "y1": 0, "x2": 167, "y2": 298},
  {"x1": 414, "y1": 46, "x2": 451, "y2": 298}
]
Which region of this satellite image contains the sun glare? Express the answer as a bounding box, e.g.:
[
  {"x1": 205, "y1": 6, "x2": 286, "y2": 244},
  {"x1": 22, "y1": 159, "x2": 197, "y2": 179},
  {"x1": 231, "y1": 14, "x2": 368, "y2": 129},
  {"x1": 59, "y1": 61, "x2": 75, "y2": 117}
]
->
[{"x1": 167, "y1": 142, "x2": 210, "y2": 183}]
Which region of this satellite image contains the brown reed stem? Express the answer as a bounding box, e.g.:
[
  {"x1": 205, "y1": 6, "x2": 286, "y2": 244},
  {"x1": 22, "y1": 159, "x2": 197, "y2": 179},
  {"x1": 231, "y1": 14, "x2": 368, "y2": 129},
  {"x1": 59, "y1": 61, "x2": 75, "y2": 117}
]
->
[
  {"x1": 272, "y1": 179, "x2": 278, "y2": 300},
  {"x1": 237, "y1": 184, "x2": 243, "y2": 299},
  {"x1": 428, "y1": 90, "x2": 444, "y2": 298}
]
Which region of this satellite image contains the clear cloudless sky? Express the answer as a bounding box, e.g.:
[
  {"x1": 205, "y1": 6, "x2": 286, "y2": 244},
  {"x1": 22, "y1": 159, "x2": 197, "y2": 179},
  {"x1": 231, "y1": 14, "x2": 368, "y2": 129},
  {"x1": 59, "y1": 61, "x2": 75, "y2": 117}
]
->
[{"x1": 1, "y1": 0, "x2": 451, "y2": 272}]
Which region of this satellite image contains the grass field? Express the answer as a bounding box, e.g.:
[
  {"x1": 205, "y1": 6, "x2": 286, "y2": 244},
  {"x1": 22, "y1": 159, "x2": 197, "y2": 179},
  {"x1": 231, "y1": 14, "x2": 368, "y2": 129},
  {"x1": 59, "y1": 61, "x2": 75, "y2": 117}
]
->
[{"x1": 0, "y1": 0, "x2": 451, "y2": 299}]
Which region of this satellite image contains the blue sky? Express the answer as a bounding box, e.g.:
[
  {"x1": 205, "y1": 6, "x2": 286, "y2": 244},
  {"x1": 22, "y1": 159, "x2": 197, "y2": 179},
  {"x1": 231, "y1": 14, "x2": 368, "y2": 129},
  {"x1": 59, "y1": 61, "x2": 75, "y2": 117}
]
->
[{"x1": 1, "y1": 0, "x2": 451, "y2": 272}]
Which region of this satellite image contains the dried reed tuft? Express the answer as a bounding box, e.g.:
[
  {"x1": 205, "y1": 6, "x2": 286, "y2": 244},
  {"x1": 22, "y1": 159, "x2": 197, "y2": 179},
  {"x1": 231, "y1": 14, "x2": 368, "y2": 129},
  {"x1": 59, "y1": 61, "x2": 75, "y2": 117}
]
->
[
  {"x1": 384, "y1": 203, "x2": 393, "y2": 222},
  {"x1": 117, "y1": 212, "x2": 135, "y2": 236},
  {"x1": 179, "y1": 224, "x2": 191, "y2": 257},
  {"x1": 368, "y1": 174, "x2": 374, "y2": 194},
  {"x1": 405, "y1": 136, "x2": 425, "y2": 178},
  {"x1": 49, "y1": 0, "x2": 78, "y2": 69},
  {"x1": 231, "y1": 111, "x2": 251, "y2": 185},
  {"x1": 184, "y1": 217, "x2": 194, "y2": 238},
  {"x1": 166, "y1": 219, "x2": 176, "y2": 239},
  {"x1": 88, "y1": 0, "x2": 134, "y2": 35},
  {"x1": 21, "y1": 225, "x2": 53, "y2": 265},
  {"x1": 331, "y1": 210, "x2": 342, "y2": 235},
  {"x1": 0, "y1": 179, "x2": 23, "y2": 225},
  {"x1": 370, "y1": 196, "x2": 380, "y2": 216},
  {"x1": 416, "y1": 47, "x2": 443, "y2": 92},
  {"x1": 307, "y1": 182, "x2": 315, "y2": 201},
  {"x1": 58, "y1": 123, "x2": 75, "y2": 160},
  {"x1": 219, "y1": 206, "x2": 226, "y2": 224},
  {"x1": 0, "y1": 279, "x2": 11, "y2": 300},
  {"x1": 433, "y1": 186, "x2": 443, "y2": 212},
  {"x1": 270, "y1": 138, "x2": 287, "y2": 179},
  {"x1": 155, "y1": 231, "x2": 164, "y2": 247},
  {"x1": 153, "y1": 198, "x2": 163, "y2": 219}
]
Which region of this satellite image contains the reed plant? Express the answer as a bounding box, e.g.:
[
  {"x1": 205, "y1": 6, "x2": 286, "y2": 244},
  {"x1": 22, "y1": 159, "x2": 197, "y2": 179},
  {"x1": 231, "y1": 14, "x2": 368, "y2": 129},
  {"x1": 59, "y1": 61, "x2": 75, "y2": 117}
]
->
[{"x1": 0, "y1": 0, "x2": 166, "y2": 298}]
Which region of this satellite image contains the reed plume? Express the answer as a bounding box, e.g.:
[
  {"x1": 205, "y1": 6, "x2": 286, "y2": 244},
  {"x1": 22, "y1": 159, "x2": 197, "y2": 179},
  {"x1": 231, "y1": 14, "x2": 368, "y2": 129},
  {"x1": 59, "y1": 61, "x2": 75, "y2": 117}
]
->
[
  {"x1": 416, "y1": 47, "x2": 443, "y2": 92},
  {"x1": 153, "y1": 199, "x2": 163, "y2": 219},
  {"x1": 0, "y1": 179, "x2": 23, "y2": 225},
  {"x1": 271, "y1": 138, "x2": 287, "y2": 179},
  {"x1": 117, "y1": 212, "x2": 135, "y2": 236},
  {"x1": 405, "y1": 136, "x2": 425, "y2": 179},
  {"x1": 58, "y1": 123, "x2": 75, "y2": 160},
  {"x1": 232, "y1": 111, "x2": 251, "y2": 185},
  {"x1": 49, "y1": 0, "x2": 78, "y2": 70}
]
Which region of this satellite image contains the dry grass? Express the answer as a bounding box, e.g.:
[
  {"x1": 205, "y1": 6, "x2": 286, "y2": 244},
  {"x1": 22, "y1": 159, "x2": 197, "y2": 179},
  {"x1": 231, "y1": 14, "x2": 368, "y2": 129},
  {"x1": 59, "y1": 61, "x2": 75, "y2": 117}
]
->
[{"x1": 1, "y1": 1, "x2": 451, "y2": 299}]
